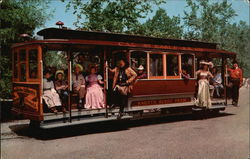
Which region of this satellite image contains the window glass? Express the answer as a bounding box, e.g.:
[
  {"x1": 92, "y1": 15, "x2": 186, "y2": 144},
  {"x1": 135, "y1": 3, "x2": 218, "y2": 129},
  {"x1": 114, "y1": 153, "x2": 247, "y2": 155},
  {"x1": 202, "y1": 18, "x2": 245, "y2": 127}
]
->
[
  {"x1": 181, "y1": 54, "x2": 194, "y2": 78},
  {"x1": 20, "y1": 49, "x2": 26, "y2": 61},
  {"x1": 14, "y1": 52, "x2": 18, "y2": 78},
  {"x1": 20, "y1": 63, "x2": 26, "y2": 82},
  {"x1": 131, "y1": 51, "x2": 147, "y2": 79},
  {"x1": 150, "y1": 54, "x2": 163, "y2": 76},
  {"x1": 29, "y1": 49, "x2": 38, "y2": 79},
  {"x1": 166, "y1": 54, "x2": 179, "y2": 76}
]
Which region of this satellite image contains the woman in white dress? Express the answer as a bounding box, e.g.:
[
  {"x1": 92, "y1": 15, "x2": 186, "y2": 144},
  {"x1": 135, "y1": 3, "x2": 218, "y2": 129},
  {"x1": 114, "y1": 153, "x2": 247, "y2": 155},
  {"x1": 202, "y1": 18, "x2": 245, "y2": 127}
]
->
[{"x1": 195, "y1": 61, "x2": 214, "y2": 108}]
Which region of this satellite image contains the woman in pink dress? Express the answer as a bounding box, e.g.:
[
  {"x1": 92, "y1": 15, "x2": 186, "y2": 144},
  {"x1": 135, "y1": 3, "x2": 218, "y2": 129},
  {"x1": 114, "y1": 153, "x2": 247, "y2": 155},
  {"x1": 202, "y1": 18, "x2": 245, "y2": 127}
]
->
[{"x1": 85, "y1": 66, "x2": 104, "y2": 109}]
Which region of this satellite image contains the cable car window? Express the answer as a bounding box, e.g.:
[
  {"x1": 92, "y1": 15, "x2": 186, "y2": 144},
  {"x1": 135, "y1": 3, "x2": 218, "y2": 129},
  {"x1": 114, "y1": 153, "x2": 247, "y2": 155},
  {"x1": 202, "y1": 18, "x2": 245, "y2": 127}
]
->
[
  {"x1": 20, "y1": 63, "x2": 26, "y2": 82},
  {"x1": 29, "y1": 49, "x2": 38, "y2": 79},
  {"x1": 131, "y1": 51, "x2": 147, "y2": 79},
  {"x1": 150, "y1": 54, "x2": 163, "y2": 76},
  {"x1": 19, "y1": 49, "x2": 26, "y2": 81},
  {"x1": 166, "y1": 54, "x2": 179, "y2": 76},
  {"x1": 181, "y1": 54, "x2": 194, "y2": 78},
  {"x1": 14, "y1": 52, "x2": 18, "y2": 78},
  {"x1": 20, "y1": 49, "x2": 26, "y2": 61}
]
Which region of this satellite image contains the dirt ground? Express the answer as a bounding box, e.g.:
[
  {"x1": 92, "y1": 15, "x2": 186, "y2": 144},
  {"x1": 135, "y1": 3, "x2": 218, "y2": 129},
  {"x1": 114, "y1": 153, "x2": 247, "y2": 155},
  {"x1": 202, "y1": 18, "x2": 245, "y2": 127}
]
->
[{"x1": 1, "y1": 87, "x2": 249, "y2": 159}]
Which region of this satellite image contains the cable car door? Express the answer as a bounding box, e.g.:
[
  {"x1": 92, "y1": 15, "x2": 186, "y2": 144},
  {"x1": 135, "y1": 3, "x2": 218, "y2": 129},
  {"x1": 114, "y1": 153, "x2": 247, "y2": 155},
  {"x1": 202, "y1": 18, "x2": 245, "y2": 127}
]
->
[{"x1": 12, "y1": 45, "x2": 43, "y2": 121}]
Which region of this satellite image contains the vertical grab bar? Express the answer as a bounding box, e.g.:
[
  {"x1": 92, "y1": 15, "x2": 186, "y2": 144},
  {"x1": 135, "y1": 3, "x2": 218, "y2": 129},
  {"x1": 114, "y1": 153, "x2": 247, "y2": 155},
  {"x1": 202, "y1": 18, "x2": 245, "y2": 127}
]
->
[
  {"x1": 68, "y1": 52, "x2": 72, "y2": 122},
  {"x1": 104, "y1": 48, "x2": 108, "y2": 118}
]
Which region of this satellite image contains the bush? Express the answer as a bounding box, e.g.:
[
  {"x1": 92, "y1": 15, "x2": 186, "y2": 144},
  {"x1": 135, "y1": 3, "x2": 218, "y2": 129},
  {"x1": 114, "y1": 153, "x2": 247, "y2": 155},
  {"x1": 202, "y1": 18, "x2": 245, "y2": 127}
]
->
[{"x1": 0, "y1": 56, "x2": 12, "y2": 99}]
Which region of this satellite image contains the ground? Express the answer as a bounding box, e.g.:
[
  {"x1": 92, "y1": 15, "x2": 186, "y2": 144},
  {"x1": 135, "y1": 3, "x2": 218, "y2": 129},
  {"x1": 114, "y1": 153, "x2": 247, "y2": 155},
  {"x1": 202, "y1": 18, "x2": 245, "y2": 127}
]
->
[{"x1": 1, "y1": 87, "x2": 249, "y2": 159}]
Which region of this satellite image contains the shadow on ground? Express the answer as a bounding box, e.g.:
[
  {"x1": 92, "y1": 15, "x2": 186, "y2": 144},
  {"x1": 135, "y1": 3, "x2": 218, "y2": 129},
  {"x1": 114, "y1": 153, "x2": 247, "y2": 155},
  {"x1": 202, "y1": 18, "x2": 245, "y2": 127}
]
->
[{"x1": 9, "y1": 112, "x2": 234, "y2": 140}]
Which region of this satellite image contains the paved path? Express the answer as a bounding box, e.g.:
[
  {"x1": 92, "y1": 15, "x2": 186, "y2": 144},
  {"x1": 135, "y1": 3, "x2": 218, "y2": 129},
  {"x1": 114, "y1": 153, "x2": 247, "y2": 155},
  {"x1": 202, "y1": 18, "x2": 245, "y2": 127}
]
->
[{"x1": 1, "y1": 87, "x2": 249, "y2": 159}]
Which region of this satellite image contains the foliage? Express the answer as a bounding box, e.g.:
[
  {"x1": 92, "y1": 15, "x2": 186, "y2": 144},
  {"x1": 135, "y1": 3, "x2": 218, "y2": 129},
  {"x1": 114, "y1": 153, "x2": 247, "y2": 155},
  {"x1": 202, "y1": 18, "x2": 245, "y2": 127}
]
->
[
  {"x1": 138, "y1": 8, "x2": 183, "y2": 39},
  {"x1": 0, "y1": 56, "x2": 12, "y2": 99},
  {"x1": 62, "y1": 0, "x2": 165, "y2": 33},
  {"x1": 0, "y1": 0, "x2": 51, "y2": 45},
  {"x1": 44, "y1": 51, "x2": 68, "y2": 70},
  {"x1": 183, "y1": 0, "x2": 250, "y2": 77},
  {"x1": 183, "y1": 0, "x2": 237, "y2": 41},
  {"x1": 0, "y1": 0, "x2": 51, "y2": 99}
]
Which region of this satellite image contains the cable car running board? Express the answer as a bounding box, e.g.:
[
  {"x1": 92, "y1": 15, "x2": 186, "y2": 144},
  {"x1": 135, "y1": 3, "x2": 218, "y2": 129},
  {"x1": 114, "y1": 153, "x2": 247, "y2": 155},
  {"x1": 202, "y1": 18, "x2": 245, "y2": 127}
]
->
[{"x1": 40, "y1": 115, "x2": 132, "y2": 129}]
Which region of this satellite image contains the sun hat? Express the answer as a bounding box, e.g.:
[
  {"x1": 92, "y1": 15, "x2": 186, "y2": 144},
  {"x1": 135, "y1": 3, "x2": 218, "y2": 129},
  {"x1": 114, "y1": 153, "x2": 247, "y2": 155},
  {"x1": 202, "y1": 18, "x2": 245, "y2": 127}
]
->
[
  {"x1": 137, "y1": 65, "x2": 144, "y2": 70},
  {"x1": 75, "y1": 64, "x2": 83, "y2": 72},
  {"x1": 55, "y1": 70, "x2": 65, "y2": 79}
]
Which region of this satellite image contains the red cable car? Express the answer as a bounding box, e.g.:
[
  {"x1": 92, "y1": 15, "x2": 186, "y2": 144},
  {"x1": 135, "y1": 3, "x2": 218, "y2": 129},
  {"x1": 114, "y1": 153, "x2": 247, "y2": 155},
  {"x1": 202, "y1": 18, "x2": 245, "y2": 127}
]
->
[{"x1": 11, "y1": 28, "x2": 236, "y2": 128}]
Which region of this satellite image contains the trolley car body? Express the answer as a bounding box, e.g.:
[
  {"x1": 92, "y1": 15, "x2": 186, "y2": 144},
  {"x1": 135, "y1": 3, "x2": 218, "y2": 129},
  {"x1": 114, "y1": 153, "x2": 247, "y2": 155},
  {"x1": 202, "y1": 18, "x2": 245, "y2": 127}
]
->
[{"x1": 11, "y1": 28, "x2": 236, "y2": 128}]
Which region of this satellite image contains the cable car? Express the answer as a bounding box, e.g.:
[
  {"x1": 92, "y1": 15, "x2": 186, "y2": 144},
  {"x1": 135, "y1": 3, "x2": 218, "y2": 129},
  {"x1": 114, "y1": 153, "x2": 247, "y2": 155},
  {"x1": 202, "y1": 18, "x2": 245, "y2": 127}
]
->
[{"x1": 11, "y1": 27, "x2": 236, "y2": 128}]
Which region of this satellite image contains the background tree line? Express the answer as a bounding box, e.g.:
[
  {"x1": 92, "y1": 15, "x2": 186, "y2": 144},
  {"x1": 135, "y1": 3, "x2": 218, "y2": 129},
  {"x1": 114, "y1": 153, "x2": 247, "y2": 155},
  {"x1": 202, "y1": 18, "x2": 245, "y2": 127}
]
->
[{"x1": 1, "y1": 0, "x2": 249, "y2": 99}]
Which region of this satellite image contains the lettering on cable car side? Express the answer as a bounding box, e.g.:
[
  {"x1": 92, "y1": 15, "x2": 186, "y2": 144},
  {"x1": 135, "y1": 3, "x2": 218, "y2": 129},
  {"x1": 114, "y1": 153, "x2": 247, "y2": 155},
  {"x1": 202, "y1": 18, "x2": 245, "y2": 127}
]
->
[
  {"x1": 13, "y1": 86, "x2": 39, "y2": 112},
  {"x1": 131, "y1": 97, "x2": 191, "y2": 106}
]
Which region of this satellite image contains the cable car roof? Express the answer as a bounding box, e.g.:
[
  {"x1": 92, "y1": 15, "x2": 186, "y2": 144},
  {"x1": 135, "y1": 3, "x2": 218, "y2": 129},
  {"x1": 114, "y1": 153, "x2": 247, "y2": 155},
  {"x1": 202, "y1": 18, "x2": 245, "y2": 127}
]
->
[
  {"x1": 38, "y1": 28, "x2": 218, "y2": 49},
  {"x1": 13, "y1": 28, "x2": 236, "y2": 57}
]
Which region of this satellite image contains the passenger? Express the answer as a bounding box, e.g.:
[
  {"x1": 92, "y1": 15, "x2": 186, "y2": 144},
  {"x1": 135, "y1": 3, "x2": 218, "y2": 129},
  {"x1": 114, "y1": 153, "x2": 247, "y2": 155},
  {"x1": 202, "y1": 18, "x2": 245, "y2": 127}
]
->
[
  {"x1": 108, "y1": 58, "x2": 137, "y2": 119},
  {"x1": 72, "y1": 64, "x2": 86, "y2": 108},
  {"x1": 30, "y1": 70, "x2": 37, "y2": 78},
  {"x1": 181, "y1": 67, "x2": 190, "y2": 80},
  {"x1": 194, "y1": 61, "x2": 214, "y2": 108},
  {"x1": 211, "y1": 67, "x2": 223, "y2": 98},
  {"x1": 50, "y1": 66, "x2": 57, "y2": 81},
  {"x1": 85, "y1": 66, "x2": 104, "y2": 109},
  {"x1": 55, "y1": 70, "x2": 68, "y2": 112},
  {"x1": 42, "y1": 70, "x2": 62, "y2": 113},
  {"x1": 137, "y1": 65, "x2": 147, "y2": 79},
  {"x1": 77, "y1": 54, "x2": 92, "y2": 76},
  {"x1": 226, "y1": 61, "x2": 243, "y2": 106}
]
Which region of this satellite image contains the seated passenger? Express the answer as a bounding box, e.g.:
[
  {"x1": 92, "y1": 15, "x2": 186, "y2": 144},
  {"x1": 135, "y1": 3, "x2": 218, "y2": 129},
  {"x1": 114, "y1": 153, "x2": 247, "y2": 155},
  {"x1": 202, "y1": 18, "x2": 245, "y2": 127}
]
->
[
  {"x1": 85, "y1": 66, "x2": 104, "y2": 109},
  {"x1": 55, "y1": 70, "x2": 68, "y2": 112},
  {"x1": 137, "y1": 65, "x2": 147, "y2": 79},
  {"x1": 72, "y1": 64, "x2": 86, "y2": 108},
  {"x1": 181, "y1": 67, "x2": 190, "y2": 80},
  {"x1": 42, "y1": 70, "x2": 61, "y2": 113},
  {"x1": 211, "y1": 67, "x2": 224, "y2": 97}
]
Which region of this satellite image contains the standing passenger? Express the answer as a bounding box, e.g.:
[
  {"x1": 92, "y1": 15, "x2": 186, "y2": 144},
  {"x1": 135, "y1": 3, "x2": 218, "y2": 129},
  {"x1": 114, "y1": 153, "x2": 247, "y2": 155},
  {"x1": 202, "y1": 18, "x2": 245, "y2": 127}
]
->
[
  {"x1": 72, "y1": 64, "x2": 86, "y2": 108},
  {"x1": 85, "y1": 66, "x2": 104, "y2": 109},
  {"x1": 227, "y1": 61, "x2": 243, "y2": 106},
  {"x1": 195, "y1": 61, "x2": 214, "y2": 108},
  {"x1": 108, "y1": 58, "x2": 137, "y2": 119}
]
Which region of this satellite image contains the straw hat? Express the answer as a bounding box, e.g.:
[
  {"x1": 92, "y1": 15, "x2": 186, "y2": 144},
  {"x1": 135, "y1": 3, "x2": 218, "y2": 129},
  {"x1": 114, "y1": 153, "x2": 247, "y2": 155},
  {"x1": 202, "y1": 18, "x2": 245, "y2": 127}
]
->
[
  {"x1": 75, "y1": 64, "x2": 83, "y2": 72},
  {"x1": 55, "y1": 70, "x2": 65, "y2": 79},
  {"x1": 200, "y1": 60, "x2": 213, "y2": 67},
  {"x1": 137, "y1": 65, "x2": 144, "y2": 71}
]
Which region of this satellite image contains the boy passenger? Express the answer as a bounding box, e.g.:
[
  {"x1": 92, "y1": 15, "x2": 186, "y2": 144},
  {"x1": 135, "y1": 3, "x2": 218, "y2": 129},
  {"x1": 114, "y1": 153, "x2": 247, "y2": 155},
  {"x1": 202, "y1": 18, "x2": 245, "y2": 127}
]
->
[
  {"x1": 42, "y1": 70, "x2": 62, "y2": 113},
  {"x1": 137, "y1": 65, "x2": 147, "y2": 79},
  {"x1": 55, "y1": 70, "x2": 68, "y2": 112},
  {"x1": 72, "y1": 64, "x2": 86, "y2": 108}
]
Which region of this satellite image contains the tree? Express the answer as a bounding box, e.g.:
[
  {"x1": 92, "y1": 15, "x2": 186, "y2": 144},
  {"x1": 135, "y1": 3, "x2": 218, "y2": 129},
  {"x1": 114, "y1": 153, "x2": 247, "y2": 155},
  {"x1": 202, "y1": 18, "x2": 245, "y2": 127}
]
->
[
  {"x1": 183, "y1": 0, "x2": 236, "y2": 42},
  {"x1": 219, "y1": 22, "x2": 250, "y2": 77},
  {"x1": 62, "y1": 0, "x2": 165, "y2": 33},
  {"x1": 139, "y1": 8, "x2": 183, "y2": 39},
  {"x1": 183, "y1": 0, "x2": 250, "y2": 77},
  {"x1": 0, "y1": 0, "x2": 51, "y2": 98}
]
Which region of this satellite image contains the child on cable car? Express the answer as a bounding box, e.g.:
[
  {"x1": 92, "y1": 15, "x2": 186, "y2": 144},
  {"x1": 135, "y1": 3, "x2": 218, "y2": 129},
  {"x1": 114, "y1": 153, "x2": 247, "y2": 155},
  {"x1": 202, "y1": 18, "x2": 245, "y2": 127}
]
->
[{"x1": 55, "y1": 70, "x2": 68, "y2": 112}]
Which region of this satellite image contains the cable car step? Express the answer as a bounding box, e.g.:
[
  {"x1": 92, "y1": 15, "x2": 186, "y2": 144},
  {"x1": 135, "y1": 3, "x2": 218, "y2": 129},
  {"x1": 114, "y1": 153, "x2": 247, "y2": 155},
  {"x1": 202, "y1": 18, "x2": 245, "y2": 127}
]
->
[
  {"x1": 43, "y1": 108, "x2": 120, "y2": 121},
  {"x1": 41, "y1": 115, "x2": 133, "y2": 129},
  {"x1": 192, "y1": 105, "x2": 226, "y2": 111}
]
